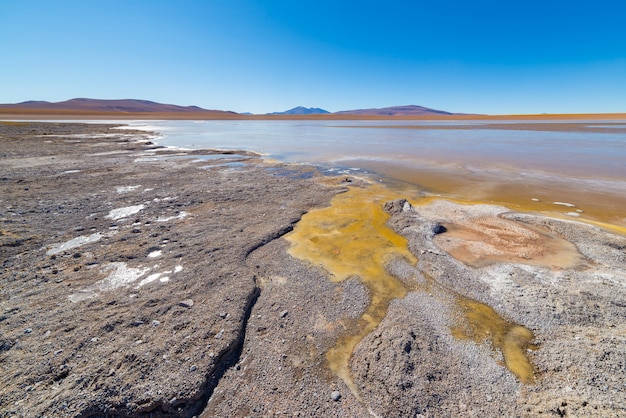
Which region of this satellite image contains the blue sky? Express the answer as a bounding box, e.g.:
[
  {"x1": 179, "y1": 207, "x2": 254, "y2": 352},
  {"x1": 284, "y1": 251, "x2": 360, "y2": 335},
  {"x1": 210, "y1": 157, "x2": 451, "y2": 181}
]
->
[{"x1": 1, "y1": 0, "x2": 625, "y2": 114}]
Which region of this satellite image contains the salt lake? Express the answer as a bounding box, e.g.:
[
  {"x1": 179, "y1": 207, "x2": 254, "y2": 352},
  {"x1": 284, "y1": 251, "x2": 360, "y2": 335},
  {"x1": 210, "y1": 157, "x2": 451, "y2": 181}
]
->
[{"x1": 123, "y1": 119, "x2": 626, "y2": 228}]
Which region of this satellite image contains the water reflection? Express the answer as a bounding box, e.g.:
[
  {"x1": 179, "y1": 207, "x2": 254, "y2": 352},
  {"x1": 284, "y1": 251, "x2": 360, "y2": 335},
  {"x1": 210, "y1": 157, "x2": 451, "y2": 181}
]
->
[{"x1": 126, "y1": 120, "x2": 626, "y2": 227}]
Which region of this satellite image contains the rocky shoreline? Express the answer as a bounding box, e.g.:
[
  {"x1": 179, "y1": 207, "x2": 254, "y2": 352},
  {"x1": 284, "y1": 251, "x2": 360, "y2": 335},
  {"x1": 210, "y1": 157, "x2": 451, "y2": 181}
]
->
[{"x1": 2, "y1": 122, "x2": 625, "y2": 417}]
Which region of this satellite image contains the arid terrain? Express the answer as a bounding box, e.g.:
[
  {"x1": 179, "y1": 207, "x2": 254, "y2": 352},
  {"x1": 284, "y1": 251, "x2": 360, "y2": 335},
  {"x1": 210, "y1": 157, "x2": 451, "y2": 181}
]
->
[{"x1": 1, "y1": 122, "x2": 625, "y2": 417}]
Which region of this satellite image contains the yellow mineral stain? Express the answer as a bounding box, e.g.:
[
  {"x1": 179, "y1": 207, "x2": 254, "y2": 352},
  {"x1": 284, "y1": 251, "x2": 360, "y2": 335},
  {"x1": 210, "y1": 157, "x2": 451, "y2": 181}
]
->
[
  {"x1": 286, "y1": 183, "x2": 540, "y2": 396},
  {"x1": 451, "y1": 298, "x2": 535, "y2": 384},
  {"x1": 285, "y1": 185, "x2": 417, "y2": 397}
]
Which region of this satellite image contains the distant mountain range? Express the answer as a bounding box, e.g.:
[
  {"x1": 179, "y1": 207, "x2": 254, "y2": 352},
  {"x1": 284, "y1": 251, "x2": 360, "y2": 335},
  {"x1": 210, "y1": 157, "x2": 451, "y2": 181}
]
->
[
  {"x1": 0, "y1": 98, "x2": 458, "y2": 117},
  {"x1": 0, "y1": 98, "x2": 236, "y2": 115},
  {"x1": 335, "y1": 105, "x2": 453, "y2": 116},
  {"x1": 270, "y1": 105, "x2": 453, "y2": 116}
]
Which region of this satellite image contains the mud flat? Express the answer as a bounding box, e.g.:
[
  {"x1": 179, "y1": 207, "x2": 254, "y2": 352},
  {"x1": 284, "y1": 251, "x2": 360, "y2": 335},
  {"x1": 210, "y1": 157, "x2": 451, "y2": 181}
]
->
[{"x1": 1, "y1": 122, "x2": 626, "y2": 417}]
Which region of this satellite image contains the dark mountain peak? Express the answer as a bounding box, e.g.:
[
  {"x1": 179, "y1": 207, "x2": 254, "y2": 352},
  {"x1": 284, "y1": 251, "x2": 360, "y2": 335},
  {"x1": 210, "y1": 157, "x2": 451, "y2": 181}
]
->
[{"x1": 269, "y1": 106, "x2": 330, "y2": 115}]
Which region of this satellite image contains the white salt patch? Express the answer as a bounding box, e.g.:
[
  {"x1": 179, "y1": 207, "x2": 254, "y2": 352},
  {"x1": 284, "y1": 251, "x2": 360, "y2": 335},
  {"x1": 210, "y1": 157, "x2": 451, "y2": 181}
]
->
[
  {"x1": 105, "y1": 204, "x2": 145, "y2": 220},
  {"x1": 565, "y1": 212, "x2": 581, "y2": 217},
  {"x1": 62, "y1": 170, "x2": 81, "y2": 174},
  {"x1": 46, "y1": 233, "x2": 102, "y2": 256},
  {"x1": 148, "y1": 250, "x2": 162, "y2": 258},
  {"x1": 156, "y1": 211, "x2": 188, "y2": 222},
  {"x1": 160, "y1": 277, "x2": 170, "y2": 283},
  {"x1": 136, "y1": 273, "x2": 161, "y2": 288},
  {"x1": 553, "y1": 202, "x2": 576, "y2": 207},
  {"x1": 576, "y1": 209, "x2": 584, "y2": 213},
  {"x1": 143, "y1": 188, "x2": 154, "y2": 192},
  {"x1": 97, "y1": 262, "x2": 150, "y2": 290},
  {"x1": 531, "y1": 198, "x2": 539, "y2": 202},
  {"x1": 68, "y1": 262, "x2": 149, "y2": 302},
  {"x1": 175, "y1": 265, "x2": 183, "y2": 273},
  {"x1": 116, "y1": 185, "x2": 141, "y2": 194},
  {"x1": 67, "y1": 290, "x2": 98, "y2": 303}
]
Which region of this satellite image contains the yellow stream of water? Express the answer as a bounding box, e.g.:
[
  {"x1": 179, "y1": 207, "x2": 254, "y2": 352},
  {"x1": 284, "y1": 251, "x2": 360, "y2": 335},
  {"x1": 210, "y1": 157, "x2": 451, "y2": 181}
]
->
[
  {"x1": 285, "y1": 184, "x2": 537, "y2": 398},
  {"x1": 286, "y1": 186, "x2": 416, "y2": 397}
]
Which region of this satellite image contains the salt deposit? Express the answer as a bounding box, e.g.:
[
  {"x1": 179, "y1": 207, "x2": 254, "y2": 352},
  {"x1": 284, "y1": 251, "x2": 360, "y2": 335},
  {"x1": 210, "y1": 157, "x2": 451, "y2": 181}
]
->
[{"x1": 105, "y1": 204, "x2": 145, "y2": 220}]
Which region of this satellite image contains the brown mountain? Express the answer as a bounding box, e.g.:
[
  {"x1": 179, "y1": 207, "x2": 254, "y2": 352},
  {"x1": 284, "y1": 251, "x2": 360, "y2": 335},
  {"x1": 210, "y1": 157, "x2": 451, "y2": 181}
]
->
[
  {"x1": 335, "y1": 104, "x2": 454, "y2": 116},
  {"x1": 0, "y1": 98, "x2": 237, "y2": 115}
]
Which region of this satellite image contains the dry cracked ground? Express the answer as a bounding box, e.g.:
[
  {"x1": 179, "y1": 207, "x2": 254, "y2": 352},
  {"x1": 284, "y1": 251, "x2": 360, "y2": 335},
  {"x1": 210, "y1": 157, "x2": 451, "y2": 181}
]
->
[{"x1": 1, "y1": 122, "x2": 625, "y2": 417}]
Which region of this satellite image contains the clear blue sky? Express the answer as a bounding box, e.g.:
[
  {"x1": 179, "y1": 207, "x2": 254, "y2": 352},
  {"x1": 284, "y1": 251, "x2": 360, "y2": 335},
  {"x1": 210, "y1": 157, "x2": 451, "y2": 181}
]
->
[{"x1": 1, "y1": 0, "x2": 625, "y2": 114}]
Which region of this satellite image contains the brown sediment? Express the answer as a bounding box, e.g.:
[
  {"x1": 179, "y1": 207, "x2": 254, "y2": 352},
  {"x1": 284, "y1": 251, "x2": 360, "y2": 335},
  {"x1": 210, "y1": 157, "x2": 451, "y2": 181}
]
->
[{"x1": 433, "y1": 216, "x2": 586, "y2": 269}]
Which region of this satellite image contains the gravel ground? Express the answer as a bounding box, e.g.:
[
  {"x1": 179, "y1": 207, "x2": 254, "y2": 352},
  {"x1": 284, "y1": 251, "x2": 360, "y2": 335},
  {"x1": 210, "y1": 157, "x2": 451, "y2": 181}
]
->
[{"x1": 2, "y1": 122, "x2": 625, "y2": 417}]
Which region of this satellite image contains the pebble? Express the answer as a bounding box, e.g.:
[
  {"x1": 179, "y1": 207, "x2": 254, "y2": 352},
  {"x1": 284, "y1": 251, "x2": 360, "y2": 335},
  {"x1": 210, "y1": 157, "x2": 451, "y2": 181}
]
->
[
  {"x1": 215, "y1": 329, "x2": 224, "y2": 339},
  {"x1": 331, "y1": 391, "x2": 341, "y2": 401},
  {"x1": 190, "y1": 365, "x2": 197, "y2": 372},
  {"x1": 219, "y1": 311, "x2": 228, "y2": 319},
  {"x1": 179, "y1": 299, "x2": 194, "y2": 308},
  {"x1": 24, "y1": 328, "x2": 32, "y2": 334},
  {"x1": 280, "y1": 310, "x2": 289, "y2": 318}
]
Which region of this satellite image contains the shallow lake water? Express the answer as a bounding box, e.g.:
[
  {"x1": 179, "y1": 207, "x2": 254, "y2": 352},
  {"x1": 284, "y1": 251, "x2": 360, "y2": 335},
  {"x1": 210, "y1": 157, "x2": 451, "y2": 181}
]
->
[
  {"x1": 124, "y1": 119, "x2": 626, "y2": 228},
  {"x1": 125, "y1": 119, "x2": 626, "y2": 177}
]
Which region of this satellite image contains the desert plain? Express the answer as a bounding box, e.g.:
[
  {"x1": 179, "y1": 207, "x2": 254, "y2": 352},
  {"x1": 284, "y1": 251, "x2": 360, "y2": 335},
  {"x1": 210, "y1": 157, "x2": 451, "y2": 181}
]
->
[{"x1": 1, "y1": 119, "x2": 626, "y2": 417}]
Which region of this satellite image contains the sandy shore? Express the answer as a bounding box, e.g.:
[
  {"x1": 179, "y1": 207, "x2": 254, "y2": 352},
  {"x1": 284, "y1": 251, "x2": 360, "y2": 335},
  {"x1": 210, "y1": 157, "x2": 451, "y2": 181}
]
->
[{"x1": 1, "y1": 122, "x2": 625, "y2": 417}]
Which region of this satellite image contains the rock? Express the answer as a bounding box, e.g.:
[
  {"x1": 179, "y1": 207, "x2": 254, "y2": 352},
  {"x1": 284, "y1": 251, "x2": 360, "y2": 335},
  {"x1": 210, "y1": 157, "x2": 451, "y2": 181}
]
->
[
  {"x1": 383, "y1": 199, "x2": 409, "y2": 215},
  {"x1": 179, "y1": 299, "x2": 194, "y2": 308},
  {"x1": 331, "y1": 391, "x2": 341, "y2": 401},
  {"x1": 432, "y1": 223, "x2": 447, "y2": 234}
]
